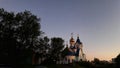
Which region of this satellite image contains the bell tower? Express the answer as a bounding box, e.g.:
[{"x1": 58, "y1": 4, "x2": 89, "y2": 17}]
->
[
  {"x1": 69, "y1": 33, "x2": 75, "y2": 46},
  {"x1": 75, "y1": 34, "x2": 86, "y2": 61}
]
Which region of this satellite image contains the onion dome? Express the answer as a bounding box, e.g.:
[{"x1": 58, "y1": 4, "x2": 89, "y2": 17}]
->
[
  {"x1": 70, "y1": 33, "x2": 75, "y2": 43},
  {"x1": 70, "y1": 37, "x2": 75, "y2": 43},
  {"x1": 76, "y1": 34, "x2": 82, "y2": 44}
]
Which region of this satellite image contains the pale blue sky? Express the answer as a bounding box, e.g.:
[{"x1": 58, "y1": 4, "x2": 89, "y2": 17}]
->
[{"x1": 0, "y1": 0, "x2": 120, "y2": 60}]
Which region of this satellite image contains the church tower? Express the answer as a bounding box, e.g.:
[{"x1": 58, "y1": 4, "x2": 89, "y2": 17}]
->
[
  {"x1": 75, "y1": 34, "x2": 86, "y2": 61},
  {"x1": 69, "y1": 33, "x2": 75, "y2": 47},
  {"x1": 62, "y1": 33, "x2": 86, "y2": 64}
]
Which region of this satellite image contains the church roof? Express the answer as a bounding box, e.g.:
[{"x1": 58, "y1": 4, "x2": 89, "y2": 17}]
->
[
  {"x1": 62, "y1": 47, "x2": 76, "y2": 56},
  {"x1": 76, "y1": 36, "x2": 82, "y2": 44},
  {"x1": 70, "y1": 37, "x2": 75, "y2": 42},
  {"x1": 70, "y1": 33, "x2": 75, "y2": 43}
]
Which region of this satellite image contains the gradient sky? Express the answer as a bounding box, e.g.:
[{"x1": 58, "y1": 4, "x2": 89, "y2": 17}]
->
[{"x1": 0, "y1": 0, "x2": 120, "y2": 61}]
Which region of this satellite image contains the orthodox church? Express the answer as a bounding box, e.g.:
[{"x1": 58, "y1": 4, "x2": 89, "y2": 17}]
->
[{"x1": 62, "y1": 34, "x2": 86, "y2": 63}]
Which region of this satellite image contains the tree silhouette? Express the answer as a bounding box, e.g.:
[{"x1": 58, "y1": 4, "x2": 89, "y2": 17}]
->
[
  {"x1": 0, "y1": 8, "x2": 42, "y2": 64},
  {"x1": 114, "y1": 54, "x2": 120, "y2": 67},
  {"x1": 92, "y1": 58, "x2": 100, "y2": 65},
  {"x1": 33, "y1": 36, "x2": 50, "y2": 64},
  {"x1": 43, "y1": 37, "x2": 64, "y2": 64},
  {"x1": 51, "y1": 37, "x2": 64, "y2": 60}
]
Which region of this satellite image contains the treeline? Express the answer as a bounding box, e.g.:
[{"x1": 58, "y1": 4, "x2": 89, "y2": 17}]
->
[
  {"x1": 48, "y1": 55, "x2": 120, "y2": 68},
  {"x1": 0, "y1": 8, "x2": 65, "y2": 65},
  {"x1": 77, "y1": 55, "x2": 120, "y2": 68},
  {"x1": 78, "y1": 54, "x2": 120, "y2": 68}
]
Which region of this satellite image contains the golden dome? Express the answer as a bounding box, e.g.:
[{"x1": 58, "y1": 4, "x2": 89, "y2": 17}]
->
[
  {"x1": 70, "y1": 37, "x2": 75, "y2": 43},
  {"x1": 69, "y1": 33, "x2": 75, "y2": 45}
]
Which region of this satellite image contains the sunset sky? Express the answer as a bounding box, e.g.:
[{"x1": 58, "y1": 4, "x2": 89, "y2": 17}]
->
[{"x1": 0, "y1": 0, "x2": 120, "y2": 61}]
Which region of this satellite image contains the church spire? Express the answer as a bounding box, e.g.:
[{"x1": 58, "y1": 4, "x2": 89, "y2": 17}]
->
[
  {"x1": 77, "y1": 34, "x2": 79, "y2": 38},
  {"x1": 71, "y1": 33, "x2": 73, "y2": 38},
  {"x1": 76, "y1": 34, "x2": 82, "y2": 44},
  {"x1": 70, "y1": 33, "x2": 75, "y2": 45}
]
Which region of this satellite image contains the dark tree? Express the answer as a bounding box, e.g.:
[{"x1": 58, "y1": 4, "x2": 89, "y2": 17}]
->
[
  {"x1": 0, "y1": 8, "x2": 42, "y2": 64},
  {"x1": 114, "y1": 54, "x2": 120, "y2": 67},
  {"x1": 92, "y1": 58, "x2": 100, "y2": 65},
  {"x1": 49, "y1": 37, "x2": 64, "y2": 63},
  {"x1": 61, "y1": 46, "x2": 69, "y2": 58},
  {"x1": 34, "y1": 36, "x2": 50, "y2": 64}
]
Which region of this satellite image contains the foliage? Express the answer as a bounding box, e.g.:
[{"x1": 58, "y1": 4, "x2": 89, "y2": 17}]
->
[
  {"x1": 114, "y1": 54, "x2": 120, "y2": 63},
  {"x1": 0, "y1": 8, "x2": 42, "y2": 64},
  {"x1": 92, "y1": 58, "x2": 100, "y2": 65},
  {"x1": 114, "y1": 53, "x2": 120, "y2": 67},
  {"x1": 0, "y1": 8, "x2": 65, "y2": 65},
  {"x1": 34, "y1": 36, "x2": 50, "y2": 64},
  {"x1": 50, "y1": 37, "x2": 64, "y2": 60},
  {"x1": 61, "y1": 47, "x2": 69, "y2": 58},
  {"x1": 42, "y1": 37, "x2": 65, "y2": 64}
]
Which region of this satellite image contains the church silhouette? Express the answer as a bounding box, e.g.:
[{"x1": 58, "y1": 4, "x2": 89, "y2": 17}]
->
[{"x1": 57, "y1": 34, "x2": 86, "y2": 64}]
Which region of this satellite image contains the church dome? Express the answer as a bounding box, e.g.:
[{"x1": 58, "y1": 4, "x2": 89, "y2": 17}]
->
[
  {"x1": 70, "y1": 37, "x2": 75, "y2": 43},
  {"x1": 70, "y1": 33, "x2": 75, "y2": 43},
  {"x1": 76, "y1": 35, "x2": 82, "y2": 44}
]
